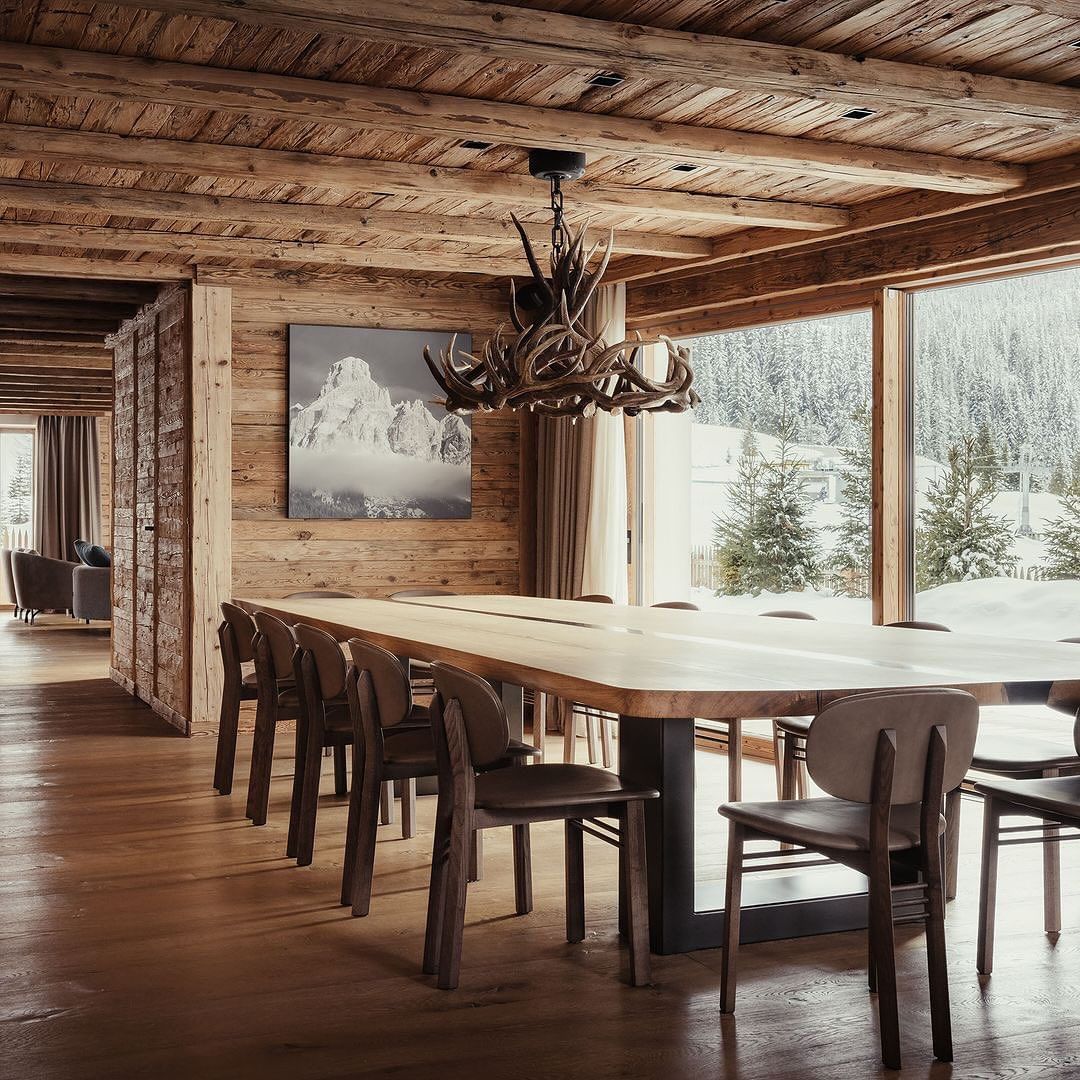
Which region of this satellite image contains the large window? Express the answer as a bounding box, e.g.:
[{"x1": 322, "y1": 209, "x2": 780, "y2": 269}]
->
[
  {"x1": 664, "y1": 311, "x2": 873, "y2": 621},
  {"x1": 912, "y1": 266, "x2": 1080, "y2": 639},
  {"x1": 0, "y1": 427, "x2": 33, "y2": 603}
]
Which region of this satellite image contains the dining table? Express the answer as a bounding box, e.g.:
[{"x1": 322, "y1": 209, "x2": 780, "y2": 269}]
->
[{"x1": 236, "y1": 592, "x2": 1080, "y2": 955}]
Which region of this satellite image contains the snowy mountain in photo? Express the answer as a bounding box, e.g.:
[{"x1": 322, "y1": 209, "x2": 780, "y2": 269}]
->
[{"x1": 289, "y1": 355, "x2": 471, "y2": 519}]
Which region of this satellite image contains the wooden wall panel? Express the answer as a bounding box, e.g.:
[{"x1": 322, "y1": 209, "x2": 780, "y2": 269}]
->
[
  {"x1": 229, "y1": 280, "x2": 525, "y2": 600},
  {"x1": 109, "y1": 286, "x2": 191, "y2": 732},
  {"x1": 97, "y1": 413, "x2": 112, "y2": 552}
]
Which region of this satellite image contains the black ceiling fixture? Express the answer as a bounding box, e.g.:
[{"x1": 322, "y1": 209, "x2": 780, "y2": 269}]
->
[
  {"x1": 841, "y1": 107, "x2": 877, "y2": 120},
  {"x1": 461, "y1": 139, "x2": 494, "y2": 150},
  {"x1": 588, "y1": 71, "x2": 625, "y2": 88}
]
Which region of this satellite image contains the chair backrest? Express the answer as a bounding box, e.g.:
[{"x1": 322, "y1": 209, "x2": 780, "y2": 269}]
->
[
  {"x1": 293, "y1": 622, "x2": 347, "y2": 701},
  {"x1": 574, "y1": 594, "x2": 614, "y2": 604},
  {"x1": 1047, "y1": 637, "x2": 1080, "y2": 723},
  {"x1": 347, "y1": 638, "x2": 413, "y2": 728},
  {"x1": 283, "y1": 590, "x2": 356, "y2": 599},
  {"x1": 760, "y1": 609, "x2": 817, "y2": 620},
  {"x1": 252, "y1": 611, "x2": 297, "y2": 680},
  {"x1": 806, "y1": 688, "x2": 979, "y2": 805},
  {"x1": 219, "y1": 601, "x2": 256, "y2": 664},
  {"x1": 389, "y1": 587, "x2": 456, "y2": 599},
  {"x1": 652, "y1": 601, "x2": 699, "y2": 611},
  {"x1": 886, "y1": 620, "x2": 951, "y2": 632},
  {"x1": 431, "y1": 661, "x2": 509, "y2": 770}
]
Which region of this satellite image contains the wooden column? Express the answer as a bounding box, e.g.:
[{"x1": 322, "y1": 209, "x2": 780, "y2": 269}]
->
[
  {"x1": 189, "y1": 284, "x2": 232, "y2": 731},
  {"x1": 871, "y1": 287, "x2": 908, "y2": 625}
]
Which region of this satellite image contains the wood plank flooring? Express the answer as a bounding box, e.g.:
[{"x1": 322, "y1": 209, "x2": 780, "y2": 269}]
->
[{"x1": 3, "y1": 614, "x2": 1079, "y2": 1079}]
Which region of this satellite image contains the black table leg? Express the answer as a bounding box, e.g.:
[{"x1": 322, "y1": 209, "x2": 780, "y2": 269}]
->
[{"x1": 618, "y1": 714, "x2": 870, "y2": 955}]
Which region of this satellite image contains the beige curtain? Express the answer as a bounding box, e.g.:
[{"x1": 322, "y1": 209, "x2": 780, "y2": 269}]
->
[
  {"x1": 33, "y1": 415, "x2": 101, "y2": 561},
  {"x1": 534, "y1": 284, "x2": 631, "y2": 729}
]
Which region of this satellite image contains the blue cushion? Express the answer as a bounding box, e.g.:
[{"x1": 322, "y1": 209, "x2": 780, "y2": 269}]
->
[{"x1": 74, "y1": 540, "x2": 110, "y2": 567}]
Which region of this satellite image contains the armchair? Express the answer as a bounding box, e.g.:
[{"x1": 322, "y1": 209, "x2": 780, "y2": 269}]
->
[
  {"x1": 11, "y1": 551, "x2": 74, "y2": 624},
  {"x1": 72, "y1": 564, "x2": 111, "y2": 622}
]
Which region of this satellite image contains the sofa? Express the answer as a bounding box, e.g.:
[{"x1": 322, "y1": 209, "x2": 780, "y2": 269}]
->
[
  {"x1": 11, "y1": 550, "x2": 74, "y2": 624},
  {"x1": 72, "y1": 564, "x2": 112, "y2": 622}
]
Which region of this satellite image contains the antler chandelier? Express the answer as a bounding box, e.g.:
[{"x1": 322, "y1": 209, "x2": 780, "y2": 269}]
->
[{"x1": 424, "y1": 149, "x2": 699, "y2": 419}]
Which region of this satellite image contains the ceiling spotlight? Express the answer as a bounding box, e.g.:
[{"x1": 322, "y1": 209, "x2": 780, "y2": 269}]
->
[
  {"x1": 588, "y1": 71, "x2": 625, "y2": 88},
  {"x1": 461, "y1": 139, "x2": 493, "y2": 150},
  {"x1": 1070, "y1": 39, "x2": 1080, "y2": 47},
  {"x1": 671, "y1": 163, "x2": 700, "y2": 172},
  {"x1": 841, "y1": 107, "x2": 877, "y2": 120}
]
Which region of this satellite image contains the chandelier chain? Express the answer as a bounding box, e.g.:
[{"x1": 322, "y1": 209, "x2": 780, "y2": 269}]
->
[{"x1": 550, "y1": 177, "x2": 566, "y2": 262}]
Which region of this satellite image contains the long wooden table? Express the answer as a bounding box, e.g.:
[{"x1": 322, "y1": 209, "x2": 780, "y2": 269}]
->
[{"x1": 236, "y1": 594, "x2": 1080, "y2": 954}]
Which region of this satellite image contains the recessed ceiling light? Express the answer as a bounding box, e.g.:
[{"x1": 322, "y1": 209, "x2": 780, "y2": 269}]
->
[
  {"x1": 588, "y1": 71, "x2": 625, "y2": 88},
  {"x1": 461, "y1": 139, "x2": 493, "y2": 150},
  {"x1": 841, "y1": 107, "x2": 876, "y2": 120},
  {"x1": 1070, "y1": 39, "x2": 1080, "y2": 47},
  {"x1": 671, "y1": 163, "x2": 700, "y2": 172}
]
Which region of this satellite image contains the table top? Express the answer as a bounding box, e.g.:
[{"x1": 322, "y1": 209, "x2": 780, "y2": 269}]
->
[{"x1": 234, "y1": 594, "x2": 1080, "y2": 719}]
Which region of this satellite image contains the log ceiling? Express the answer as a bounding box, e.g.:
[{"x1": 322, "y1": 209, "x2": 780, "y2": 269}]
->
[{"x1": 0, "y1": 0, "x2": 1076, "y2": 288}]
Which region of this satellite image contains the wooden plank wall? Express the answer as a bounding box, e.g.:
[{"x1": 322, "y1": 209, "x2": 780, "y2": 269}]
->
[
  {"x1": 109, "y1": 286, "x2": 191, "y2": 732},
  {"x1": 98, "y1": 412, "x2": 112, "y2": 552},
  {"x1": 227, "y1": 274, "x2": 526, "y2": 599}
]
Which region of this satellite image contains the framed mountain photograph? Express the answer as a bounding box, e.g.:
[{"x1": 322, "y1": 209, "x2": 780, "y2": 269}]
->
[{"x1": 287, "y1": 325, "x2": 472, "y2": 519}]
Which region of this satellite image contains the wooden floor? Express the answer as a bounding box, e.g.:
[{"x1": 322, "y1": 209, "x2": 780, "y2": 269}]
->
[{"x1": 3, "y1": 615, "x2": 1079, "y2": 1080}]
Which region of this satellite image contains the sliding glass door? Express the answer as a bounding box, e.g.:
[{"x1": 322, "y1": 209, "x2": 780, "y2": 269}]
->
[
  {"x1": 911, "y1": 266, "x2": 1080, "y2": 639},
  {"x1": 643, "y1": 310, "x2": 873, "y2": 621}
]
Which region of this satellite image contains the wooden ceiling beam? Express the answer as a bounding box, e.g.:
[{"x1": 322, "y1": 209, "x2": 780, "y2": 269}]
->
[
  {"x1": 0, "y1": 44, "x2": 1026, "y2": 194},
  {"x1": 615, "y1": 148, "x2": 1080, "y2": 284},
  {"x1": 0, "y1": 363, "x2": 112, "y2": 378},
  {"x1": 0, "y1": 404, "x2": 109, "y2": 414},
  {"x1": 0, "y1": 124, "x2": 852, "y2": 229},
  {"x1": 0, "y1": 276, "x2": 157, "y2": 304},
  {"x1": 0, "y1": 250, "x2": 192, "y2": 282},
  {"x1": 629, "y1": 186, "x2": 1080, "y2": 323},
  {"x1": 0, "y1": 179, "x2": 714, "y2": 259},
  {"x1": 0, "y1": 315, "x2": 118, "y2": 334},
  {"x1": 0, "y1": 331, "x2": 109, "y2": 345},
  {"x1": 0, "y1": 220, "x2": 528, "y2": 276},
  {"x1": 0, "y1": 298, "x2": 139, "y2": 320},
  {"x1": 0, "y1": 342, "x2": 112, "y2": 359},
  {"x1": 115, "y1": 0, "x2": 1080, "y2": 132}
]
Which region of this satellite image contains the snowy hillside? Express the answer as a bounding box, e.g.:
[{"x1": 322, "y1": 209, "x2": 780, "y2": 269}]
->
[{"x1": 289, "y1": 355, "x2": 471, "y2": 519}]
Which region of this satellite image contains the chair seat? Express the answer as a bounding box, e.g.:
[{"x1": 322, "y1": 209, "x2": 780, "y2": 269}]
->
[
  {"x1": 975, "y1": 774, "x2": 1080, "y2": 821},
  {"x1": 972, "y1": 730, "x2": 1080, "y2": 774},
  {"x1": 719, "y1": 797, "x2": 944, "y2": 852},
  {"x1": 381, "y1": 730, "x2": 538, "y2": 772},
  {"x1": 398, "y1": 702, "x2": 431, "y2": 729},
  {"x1": 474, "y1": 763, "x2": 658, "y2": 813},
  {"x1": 775, "y1": 714, "x2": 813, "y2": 736}
]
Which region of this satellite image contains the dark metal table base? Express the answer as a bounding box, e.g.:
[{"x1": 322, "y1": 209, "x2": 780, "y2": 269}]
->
[{"x1": 619, "y1": 714, "x2": 869, "y2": 955}]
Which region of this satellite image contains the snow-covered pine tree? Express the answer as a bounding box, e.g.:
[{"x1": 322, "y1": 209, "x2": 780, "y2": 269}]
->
[
  {"x1": 713, "y1": 429, "x2": 765, "y2": 595},
  {"x1": 1042, "y1": 459, "x2": 1080, "y2": 580},
  {"x1": 915, "y1": 434, "x2": 1018, "y2": 591},
  {"x1": 829, "y1": 406, "x2": 871, "y2": 597},
  {"x1": 752, "y1": 412, "x2": 823, "y2": 593},
  {"x1": 2, "y1": 446, "x2": 31, "y2": 525}
]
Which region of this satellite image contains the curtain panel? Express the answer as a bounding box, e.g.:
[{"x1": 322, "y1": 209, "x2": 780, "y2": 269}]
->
[{"x1": 33, "y1": 415, "x2": 102, "y2": 561}]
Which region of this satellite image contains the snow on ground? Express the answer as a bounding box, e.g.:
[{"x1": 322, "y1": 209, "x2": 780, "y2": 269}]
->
[{"x1": 692, "y1": 577, "x2": 1080, "y2": 640}]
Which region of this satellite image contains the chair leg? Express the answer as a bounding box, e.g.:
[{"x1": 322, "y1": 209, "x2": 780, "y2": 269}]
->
[
  {"x1": 212, "y1": 679, "x2": 241, "y2": 795},
  {"x1": 923, "y1": 842, "x2": 954, "y2": 1062},
  {"x1": 600, "y1": 715, "x2": 614, "y2": 769},
  {"x1": 437, "y1": 811, "x2": 471, "y2": 990},
  {"x1": 423, "y1": 786, "x2": 454, "y2": 976},
  {"x1": 771, "y1": 720, "x2": 783, "y2": 799},
  {"x1": 727, "y1": 718, "x2": 742, "y2": 803},
  {"x1": 245, "y1": 704, "x2": 277, "y2": 825},
  {"x1": 333, "y1": 743, "x2": 348, "y2": 796},
  {"x1": 379, "y1": 779, "x2": 394, "y2": 825},
  {"x1": 944, "y1": 786, "x2": 961, "y2": 901},
  {"x1": 401, "y1": 777, "x2": 417, "y2": 840},
  {"x1": 347, "y1": 766, "x2": 383, "y2": 916},
  {"x1": 295, "y1": 722, "x2": 325, "y2": 867},
  {"x1": 780, "y1": 732, "x2": 798, "y2": 801},
  {"x1": 562, "y1": 702, "x2": 576, "y2": 763},
  {"x1": 623, "y1": 800, "x2": 651, "y2": 987},
  {"x1": 285, "y1": 716, "x2": 307, "y2": 859},
  {"x1": 977, "y1": 797, "x2": 1002, "y2": 976},
  {"x1": 532, "y1": 691, "x2": 546, "y2": 762},
  {"x1": 565, "y1": 820, "x2": 585, "y2": 943},
  {"x1": 720, "y1": 822, "x2": 744, "y2": 1013},
  {"x1": 468, "y1": 828, "x2": 483, "y2": 882},
  {"x1": 1042, "y1": 767, "x2": 1061, "y2": 935},
  {"x1": 512, "y1": 823, "x2": 533, "y2": 915},
  {"x1": 586, "y1": 711, "x2": 599, "y2": 763},
  {"x1": 868, "y1": 851, "x2": 901, "y2": 1070}
]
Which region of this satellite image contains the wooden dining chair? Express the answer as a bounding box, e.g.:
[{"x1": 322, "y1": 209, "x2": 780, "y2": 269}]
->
[
  {"x1": 423, "y1": 661, "x2": 658, "y2": 990},
  {"x1": 289, "y1": 622, "x2": 355, "y2": 865},
  {"x1": 245, "y1": 611, "x2": 301, "y2": 827},
  {"x1": 388, "y1": 587, "x2": 455, "y2": 698},
  {"x1": 562, "y1": 593, "x2": 615, "y2": 766},
  {"x1": 213, "y1": 602, "x2": 258, "y2": 796},
  {"x1": 976, "y1": 710, "x2": 1080, "y2": 975},
  {"x1": 950, "y1": 637, "x2": 1080, "y2": 913},
  {"x1": 719, "y1": 687, "x2": 980, "y2": 1069},
  {"x1": 283, "y1": 590, "x2": 357, "y2": 599}
]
